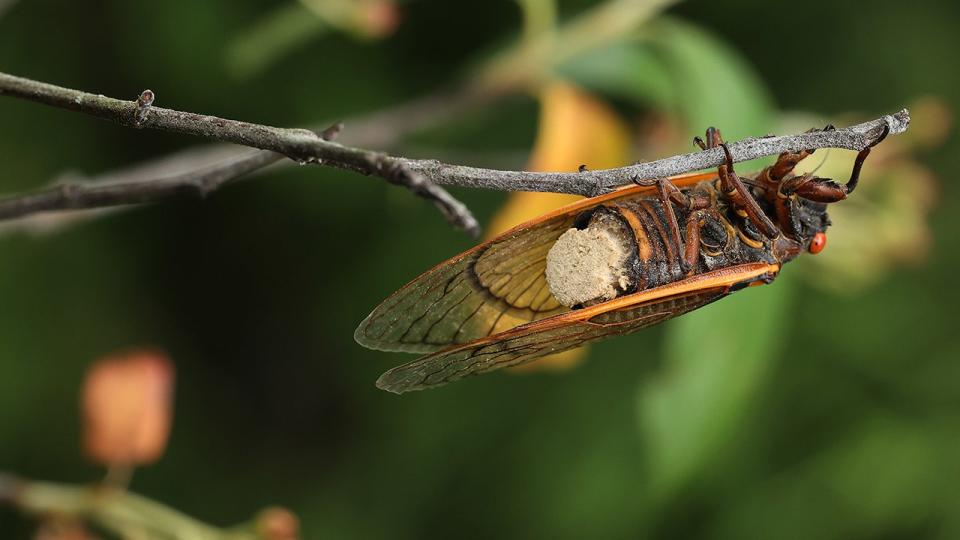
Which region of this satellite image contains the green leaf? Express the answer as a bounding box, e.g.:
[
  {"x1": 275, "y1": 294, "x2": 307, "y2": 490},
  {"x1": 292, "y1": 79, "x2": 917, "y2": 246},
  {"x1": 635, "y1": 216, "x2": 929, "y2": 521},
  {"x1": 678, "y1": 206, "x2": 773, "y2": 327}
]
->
[
  {"x1": 557, "y1": 40, "x2": 677, "y2": 110},
  {"x1": 649, "y1": 17, "x2": 775, "y2": 140},
  {"x1": 713, "y1": 419, "x2": 949, "y2": 540},
  {"x1": 557, "y1": 17, "x2": 775, "y2": 143}
]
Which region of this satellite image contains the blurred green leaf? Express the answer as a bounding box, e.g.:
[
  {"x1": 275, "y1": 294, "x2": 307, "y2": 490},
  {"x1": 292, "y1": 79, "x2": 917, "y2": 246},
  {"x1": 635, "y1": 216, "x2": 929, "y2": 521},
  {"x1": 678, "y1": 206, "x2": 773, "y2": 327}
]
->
[
  {"x1": 650, "y1": 17, "x2": 774, "y2": 139},
  {"x1": 558, "y1": 17, "x2": 774, "y2": 142},
  {"x1": 639, "y1": 276, "x2": 791, "y2": 497},
  {"x1": 713, "y1": 419, "x2": 949, "y2": 540},
  {"x1": 516, "y1": 0, "x2": 558, "y2": 41},
  {"x1": 558, "y1": 41, "x2": 676, "y2": 108}
]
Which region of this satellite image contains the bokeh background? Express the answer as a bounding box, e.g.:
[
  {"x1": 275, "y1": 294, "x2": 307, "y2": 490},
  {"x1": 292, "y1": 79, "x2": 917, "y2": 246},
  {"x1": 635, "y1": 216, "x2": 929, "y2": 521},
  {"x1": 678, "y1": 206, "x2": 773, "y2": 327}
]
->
[{"x1": 1, "y1": 0, "x2": 958, "y2": 538}]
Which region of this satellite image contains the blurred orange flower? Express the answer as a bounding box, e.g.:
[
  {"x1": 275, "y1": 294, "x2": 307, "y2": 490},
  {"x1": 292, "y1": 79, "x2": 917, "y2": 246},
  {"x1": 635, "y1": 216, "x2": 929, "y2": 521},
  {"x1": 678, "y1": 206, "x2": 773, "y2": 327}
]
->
[
  {"x1": 81, "y1": 349, "x2": 174, "y2": 467},
  {"x1": 357, "y1": 0, "x2": 400, "y2": 38},
  {"x1": 490, "y1": 81, "x2": 632, "y2": 372},
  {"x1": 256, "y1": 507, "x2": 301, "y2": 540},
  {"x1": 300, "y1": 0, "x2": 399, "y2": 39}
]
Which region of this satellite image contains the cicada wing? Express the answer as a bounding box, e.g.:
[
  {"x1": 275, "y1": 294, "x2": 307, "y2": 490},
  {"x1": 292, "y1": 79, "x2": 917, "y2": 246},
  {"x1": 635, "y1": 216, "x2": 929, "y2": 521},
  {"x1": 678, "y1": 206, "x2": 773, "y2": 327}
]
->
[
  {"x1": 375, "y1": 263, "x2": 779, "y2": 393},
  {"x1": 354, "y1": 172, "x2": 720, "y2": 354},
  {"x1": 354, "y1": 213, "x2": 575, "y2": 353}
]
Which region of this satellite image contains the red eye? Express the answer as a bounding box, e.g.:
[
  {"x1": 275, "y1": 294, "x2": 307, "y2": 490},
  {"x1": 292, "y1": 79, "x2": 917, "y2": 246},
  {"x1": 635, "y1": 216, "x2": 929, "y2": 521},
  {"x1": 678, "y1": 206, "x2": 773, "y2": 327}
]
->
[{"x1": 809, "y1": 232, "x2": 827, "y2": 254}]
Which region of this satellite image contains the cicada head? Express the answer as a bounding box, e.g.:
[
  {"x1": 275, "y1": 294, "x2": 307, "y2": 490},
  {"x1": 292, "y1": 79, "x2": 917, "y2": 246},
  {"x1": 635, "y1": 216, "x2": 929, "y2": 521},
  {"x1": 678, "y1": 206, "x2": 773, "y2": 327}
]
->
[{"x1": 796, "y1": 198, "x2": 831, "y2": 255}]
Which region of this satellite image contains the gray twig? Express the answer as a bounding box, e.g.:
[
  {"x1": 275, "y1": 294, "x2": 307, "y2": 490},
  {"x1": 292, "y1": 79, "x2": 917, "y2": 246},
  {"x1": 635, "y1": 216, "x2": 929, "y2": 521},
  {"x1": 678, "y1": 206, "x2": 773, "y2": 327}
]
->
[
  {"x1": 398, "y1": 110, "x2": 909, "y2": 196},
  {"x1": 0, "y1": 72, "x2": 479, "y2": 236},
  {"x1": 0, "y1": 88, "x2": 487, "y2": 236},
  {"x1": 0, "y1": 71, "x2": 909, "y2": 234},
  {"x1": 0, "y1": 149, "x2": 284, "y2": 222}
]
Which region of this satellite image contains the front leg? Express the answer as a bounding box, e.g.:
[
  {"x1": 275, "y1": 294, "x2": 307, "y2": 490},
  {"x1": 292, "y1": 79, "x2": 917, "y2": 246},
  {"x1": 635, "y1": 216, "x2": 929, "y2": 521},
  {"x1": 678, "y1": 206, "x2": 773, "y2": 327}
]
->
[
  {"x1": 695, "y1": 127, "x2": 780, "y2": 239},
  {"x1": 717, "y1": 143, "x2": 780, "y2": 239},
  {"x1": 780, "y1": 123, "x2": 891, "y2": 203}
]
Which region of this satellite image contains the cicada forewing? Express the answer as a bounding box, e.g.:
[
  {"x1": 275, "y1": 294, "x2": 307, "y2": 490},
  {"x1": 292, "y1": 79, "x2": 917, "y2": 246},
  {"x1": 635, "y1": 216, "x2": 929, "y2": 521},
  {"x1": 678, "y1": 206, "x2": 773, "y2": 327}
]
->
[{"x1": 373, "y1": 262, "x2": 779, "y2": 393}]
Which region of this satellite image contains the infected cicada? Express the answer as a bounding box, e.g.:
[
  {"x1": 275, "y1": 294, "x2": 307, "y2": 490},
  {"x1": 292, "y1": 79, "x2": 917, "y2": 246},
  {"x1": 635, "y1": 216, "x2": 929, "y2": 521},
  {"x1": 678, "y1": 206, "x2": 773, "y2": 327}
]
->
[{"x1": 356, "y1": 126, "x2": 889, "y2": 393}]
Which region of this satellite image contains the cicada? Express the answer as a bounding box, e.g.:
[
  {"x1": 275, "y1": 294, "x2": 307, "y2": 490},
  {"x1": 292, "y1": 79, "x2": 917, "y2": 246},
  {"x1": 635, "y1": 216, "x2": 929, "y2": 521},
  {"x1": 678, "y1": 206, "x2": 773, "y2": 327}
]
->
[{"x1": 356, "y1": 126, "x2": 889, "y2": 393}]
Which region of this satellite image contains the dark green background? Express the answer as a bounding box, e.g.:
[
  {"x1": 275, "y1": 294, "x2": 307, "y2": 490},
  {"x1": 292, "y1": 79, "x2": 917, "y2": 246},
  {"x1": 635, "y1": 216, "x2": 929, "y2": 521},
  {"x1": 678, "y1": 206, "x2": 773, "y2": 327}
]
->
[{"x1": 1, "y1": 1, "x2": 958, "y2": 538}]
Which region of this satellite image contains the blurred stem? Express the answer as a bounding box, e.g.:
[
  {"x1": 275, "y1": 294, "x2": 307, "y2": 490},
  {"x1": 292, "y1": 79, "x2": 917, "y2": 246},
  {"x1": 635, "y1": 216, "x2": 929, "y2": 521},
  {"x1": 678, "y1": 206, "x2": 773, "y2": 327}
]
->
[
  {"x1": 226, "y1": 2, "x2": 328, "y2": 79},
  {"x1": 103, "y1": 463, "x2": 134, "y2": 491},
  {"x1": 228, "y1": 0, "x2": 400, "y2": 79},
  {"x1": 2, "y1": 474, "x2": 266, "y2": 540},
  {"x1": 0, "y1": 0, "x2": 17, "y2": 19},
  {"x1": 477, "y1": 0, "x2": 679, "y2": 94},
  {"x1": 518, "y1": 0, "x2": 557, "y2": 44},
  {"x1": 298, "y1": 0, "x2": 361, "y2": 30}
]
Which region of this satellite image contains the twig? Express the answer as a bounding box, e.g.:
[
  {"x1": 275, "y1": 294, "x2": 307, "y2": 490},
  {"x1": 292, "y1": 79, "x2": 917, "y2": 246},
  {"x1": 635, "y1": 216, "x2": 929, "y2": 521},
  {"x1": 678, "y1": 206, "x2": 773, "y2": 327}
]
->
[
  {"x1": 398, "y1": 110, "x2": 909, "y2": 196},
  {"x1": 0, "y1": 149, "x2": 284, "y2": 221},
  {"x1": 0, "y1": 72, "x2": 908, "y2": 231},
  {"x1": 0, "y1": 72, "x2": 480, "y2": 236},
  {"x1": 0, "y1": 472, "x2": 287, "y2": 539},
  {"x1": 0, "y1": 88, "x2": 487, "y2": 237}
]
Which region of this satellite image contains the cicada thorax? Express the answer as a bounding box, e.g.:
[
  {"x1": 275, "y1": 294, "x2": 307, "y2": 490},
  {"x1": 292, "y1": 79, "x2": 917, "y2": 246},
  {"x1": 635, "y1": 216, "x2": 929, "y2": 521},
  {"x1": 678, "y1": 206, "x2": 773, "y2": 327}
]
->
[{"x1": 561, "y1": 178, "x2": 785, "y2": 306}]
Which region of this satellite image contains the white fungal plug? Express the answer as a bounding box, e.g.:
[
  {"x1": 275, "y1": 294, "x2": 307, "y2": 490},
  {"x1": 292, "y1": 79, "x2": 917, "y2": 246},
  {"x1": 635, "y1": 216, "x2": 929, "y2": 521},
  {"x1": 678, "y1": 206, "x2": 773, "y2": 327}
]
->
[{"x1": 545, "y1": 210, "x2": 634, "y2": 307}]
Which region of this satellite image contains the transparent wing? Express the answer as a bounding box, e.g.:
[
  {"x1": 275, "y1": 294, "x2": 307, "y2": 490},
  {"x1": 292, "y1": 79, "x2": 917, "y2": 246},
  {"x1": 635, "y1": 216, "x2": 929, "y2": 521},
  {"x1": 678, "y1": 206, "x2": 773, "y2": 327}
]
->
[
  {"x1": 354, "y1": 213, "x2": 576, "y2": 353},
  {"x1": 375, "y1": 263, "x2": 779, "y2": 393}
]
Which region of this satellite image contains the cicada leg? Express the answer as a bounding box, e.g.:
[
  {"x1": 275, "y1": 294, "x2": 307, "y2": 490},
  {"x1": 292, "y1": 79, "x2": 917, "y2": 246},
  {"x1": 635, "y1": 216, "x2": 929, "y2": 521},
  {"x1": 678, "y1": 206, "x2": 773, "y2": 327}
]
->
[
  {"x1": 845, "y1": 123, "x2": 890, "y2": 195},
  {"x1": 718, "y1": 143, "x2": 780, "y2": 238},
  {"x1": 655, "y1": 178, "x2": 690, "y2": 274},
  {"x1": 653, "y1": 178, "x2": 710, "y2": 276},
  {"x1": 697, "y1": 127, "x2": 780, "y2": 239},
  {"x1": 759, "y1": 124, "x2": 835, "y2": 187},
  {"x1": 780, "y1": 123, "x2": 891, "y2": 203},
  {"x1": 683, "y1": 210, "x2": 703, "y2": 274},
  {"x1": 752, "y1": 124, "x2": 836, "y2": 237}
]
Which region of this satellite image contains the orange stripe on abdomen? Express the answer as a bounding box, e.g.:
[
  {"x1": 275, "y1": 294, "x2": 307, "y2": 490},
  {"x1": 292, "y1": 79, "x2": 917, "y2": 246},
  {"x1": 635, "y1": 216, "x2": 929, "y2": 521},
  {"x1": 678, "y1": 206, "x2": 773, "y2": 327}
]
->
[{"x1": 617, "y1": 205, "x2": 653, "y2": 263}]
